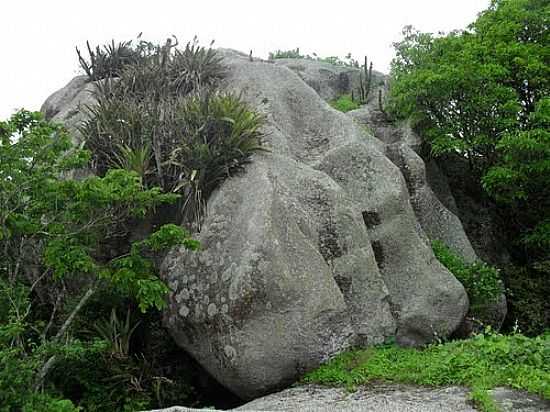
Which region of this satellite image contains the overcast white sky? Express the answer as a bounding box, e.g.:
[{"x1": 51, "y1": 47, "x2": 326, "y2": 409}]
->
[{"x1": 0, "y1": 0, "x2": 490, "y2": 120}]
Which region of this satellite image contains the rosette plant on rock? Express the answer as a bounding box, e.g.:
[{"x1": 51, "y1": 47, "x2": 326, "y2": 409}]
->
[{"x1": 79, "y1": 37, "x2": 265, "y2": 228}]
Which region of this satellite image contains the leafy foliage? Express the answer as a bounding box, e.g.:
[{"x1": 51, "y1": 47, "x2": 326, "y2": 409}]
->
[
  {"x1": 80, "y1": 38, "x2": 264, "y2": 228},
  {"x1": 482, "y1": 97, "x2": 550, "y2": 257},
  {"x1": 388, "y1": 0, "x2": 550, "y2": 265},
  {"x1": 388, "y1": 25, "x2": 520, "y2": 173},
  {"x1": 268, "y1": 48, "x2": 304, "y2": 60},
  {"x1": 329, "y1": 94, "x2": 360, "y2": 113},
  {"x1": 0, "y1": 110, "x2": 197, "y2": 410},
  {"x1": 432, "y1": 240, "x2": 502, "y2": 312},
  {"x1": 503, "y1": 265, "x2": 550, "y2": 336},
  {"x1": 303, "y1": 331, "x2": 550, "y2": 411}
]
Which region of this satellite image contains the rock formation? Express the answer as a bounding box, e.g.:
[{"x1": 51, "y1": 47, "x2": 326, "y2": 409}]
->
[
  {"x1": 161, "y1": 51, "x2": 469, "y2": 399},
  {"x1": 42, "y1": 50, "x2": 476, "y2": 400},
  {"x1": 144, "y1": 384, "x2": 550, "y2": 412}
]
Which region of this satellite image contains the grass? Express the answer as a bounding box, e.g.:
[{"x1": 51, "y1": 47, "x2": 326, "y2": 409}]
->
[
  {"x1": 302, "y1": 332, "x2": 550, "y2": 411},
  {"x1": 329, "y1": 94, "x2": 360, "y2": 113}
]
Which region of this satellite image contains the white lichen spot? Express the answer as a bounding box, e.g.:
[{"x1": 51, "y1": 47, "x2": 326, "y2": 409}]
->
[
  {"x1": 221, "y1": 304, "x2": 229, "y2": 314},
  {"x1": 221, "y1": 296, "x2": 226, "y2": 303},
  {"x1": 221, "y1": 267, "x2": 232, "y2": 282},
  {"x1": 209, "y1": 272, "x2": 218, "y2": 284},
  {"x1": 178, "y1": 305, "x2": 190, "y2": 317},
  {"x1": 181, "y1": 275, "x2": 189, "y2": 284},
  {"x1": 207, "y1": 303, "x2": 218, "y2": 317},
  {"x1": 203, "y1": 295, "x2": 210, "y2": 305},
  {"x1": 224, "y1": 345, "x2": 237, "y2": 360}
]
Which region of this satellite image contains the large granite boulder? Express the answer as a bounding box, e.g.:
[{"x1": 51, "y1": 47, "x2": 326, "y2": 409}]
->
[
  {"x1": 348, "y1": 106, "x2": 477, "y2": 263},
  {"x1": 42, "y1": 50, "x2": 469, "y2": 400},
  {"x1": 161, "y1": 50, "x2": 467, "y2": 399},
  {"x1": 346, "y1": 98, "x2": 506, "y2": 333}
]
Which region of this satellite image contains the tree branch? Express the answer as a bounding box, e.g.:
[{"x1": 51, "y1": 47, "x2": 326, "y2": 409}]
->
[{"x1": 33, "y1": 284, "x2": 96, "y2": 390}]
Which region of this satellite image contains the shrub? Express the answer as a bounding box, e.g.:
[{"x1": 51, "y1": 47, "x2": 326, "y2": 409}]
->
[
  {"x1": 268, "y1": 48, "x2": 304, "y2": 59},
  {"x1": 268, "y1": 49, "x2": 360, "y2": 67},
  {"x1": 387, "y1": 0, "x2": 550, "y2": 267},
  {"x1": 329, "y1": 94, "x2": 360, "y2": 113},
  {"x1": 77, "y1": 36, "x2": 226, "y2": 86},
  {"x1": 0, "y1": 110, "x2": 198, "y2": 410},
  {"x1": 80, "y1": 38, "x2": 264, "y2": 228},
  {"x1": 76, "y1": 39, "x2": 142, "y2": 81},
  {"x1": 431, "y1": 240, "x2": 502, "y2": 315},
  {"x1": 503, "y1": 265, "x2": 550, "y2": 336}
]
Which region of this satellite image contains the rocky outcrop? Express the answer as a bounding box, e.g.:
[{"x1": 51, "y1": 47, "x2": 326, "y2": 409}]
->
[
  {"x1": 42, "y1": 51, "x2": 470, "y2": 400},
  {"x1": 160, "y1": 51, "x2": 468, "y2": 399},
  {"x1": 348, "y1": 104, "x2": 478, "y2": 264},
  {"x1": 145, "y1": 384, "x2": 550, "y2": 412},
  {"x1": 41, "y1": 75, "x2": 97, "y2": 145},
  {"x1": 346, "y1": 99, "x2": 506, "y2": 333},
  {"x1": 273, "y1": 58, "x2": 385, "y2": 102}
]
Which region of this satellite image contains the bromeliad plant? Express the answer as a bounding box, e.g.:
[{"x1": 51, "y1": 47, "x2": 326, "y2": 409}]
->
[
  {"x1": 79, "y1": 37, "x2": 265, "y2": 229},
  {"x1": 0, "y1": 110, "x2": 198, "y2": 410}
]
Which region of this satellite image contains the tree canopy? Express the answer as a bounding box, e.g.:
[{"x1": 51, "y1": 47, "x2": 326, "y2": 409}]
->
[{"x1": 388, "y1": 0, "x2": 550, "y2": 261}]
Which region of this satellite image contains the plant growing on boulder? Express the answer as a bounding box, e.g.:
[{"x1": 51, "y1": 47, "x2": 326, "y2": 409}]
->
[
  {"x1": 357, "y1": 56, "x2": 373, "y2": 104},
  {"x1": 329, "y1": 94, "x2": 360, "y2": 113},
  {"x1": 268, "y1": 48, "x2": 303, "y2": 59},
  {"x1": 76, "y1": 39, "x2": 142, "y2": 81},
  {"x1": 80, "y1": 37, "x2": 265, "y2": 229}
]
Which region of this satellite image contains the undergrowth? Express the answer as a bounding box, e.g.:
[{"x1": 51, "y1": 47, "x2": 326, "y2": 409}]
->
[
  {"x1": 302, "y1": 332, "x2": 550, "y2": 412},
  {"x1": 330, "y1": 94, "x2": 360, "y2": 113},
  {"x1": 432, "y1": 240, "x2": 502, "y2": 313}
]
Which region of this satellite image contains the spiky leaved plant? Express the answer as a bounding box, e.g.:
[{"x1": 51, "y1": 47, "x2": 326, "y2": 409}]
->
[
  {"x1": 93, "y1": 308, "x2": 141, "y2": 359},
  {"x1": 76, "y1": 39, "x2": 142, "y2": 81},
  {"x1": 80, "y1": 37, "x2": 265, "y2": 229}
]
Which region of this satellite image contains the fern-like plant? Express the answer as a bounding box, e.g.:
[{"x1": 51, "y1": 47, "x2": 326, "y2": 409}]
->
[
  {"x1": 94, "y1": 308, "x2": 140, "y2": 359},
  {"x1": 80, "y1": 37, "x2": 264, "y2": 229}
]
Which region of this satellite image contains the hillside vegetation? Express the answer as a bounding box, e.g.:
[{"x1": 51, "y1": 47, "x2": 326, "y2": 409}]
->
[{"x1": 0, "y1": 0, "x2": 548, "y2": 410}]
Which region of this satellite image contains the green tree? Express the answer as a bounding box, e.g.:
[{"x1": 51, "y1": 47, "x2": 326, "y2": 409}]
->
[
  {"x1": 388, "y1": 0, "x2": 550, "y2": 262},
  {"x1": 388, "y1": 25, "x2": 520, "y2": 174},
  {"x1": 0, "y1": 110, "x2": 197, "y2": 410},
  {"x1": 483, "y1": 98, "x2": 550, "y2": 255}
]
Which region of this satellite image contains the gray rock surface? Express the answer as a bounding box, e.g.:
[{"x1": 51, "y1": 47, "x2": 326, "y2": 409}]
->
[
  {"x1": 161, "y1": 50, "x2": 467, "y2": 398},
  {"x1": 41, "y1": 75, "x2": 97, "y2": 145},
  {"x1": 273, "y1": 58, "x2": 385, "y2": 102},
  {"x1": 43, "y1": 50, "x2": 469, "y2": 400},
  {"x1": 144, "y1": 384, "x2": 550, "y2": 412},
  {"x1": 346, "y1": 103, "x2": 506, "y2": 333},
  {"x1": 348, "y1": 105, "x2": 477, "y2": 264}
]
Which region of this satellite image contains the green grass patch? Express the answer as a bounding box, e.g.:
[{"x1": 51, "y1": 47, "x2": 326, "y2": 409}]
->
[
  {"x1": 302, "y1": 333, "x2": 550, "y2": 411},
  {"x1": 329, "y1": 94, "x2": 360, "y2": 113}
]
